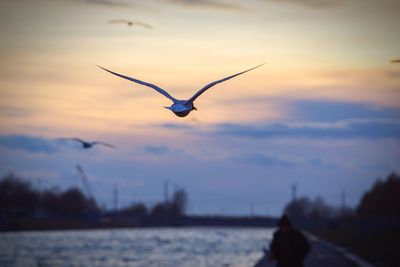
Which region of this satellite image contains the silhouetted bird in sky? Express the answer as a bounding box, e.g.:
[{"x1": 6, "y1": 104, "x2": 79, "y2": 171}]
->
[
  {"x1": 108, "y1": 19, "x2": 152, "y2": 29},
  {"x1": 98, "y1": 64, "x2": 264, "y2": 117},
  {"x1": 391, "y1": 59, "x2": 400, "y2": 63},
  {"x1": 58, "y1": 138, "x2": 115, "y2": 149}
]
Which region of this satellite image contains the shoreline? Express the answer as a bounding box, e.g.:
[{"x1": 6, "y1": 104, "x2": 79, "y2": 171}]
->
[{"x1": 0, "y1": 216, "x2": 278, "y2": 232}]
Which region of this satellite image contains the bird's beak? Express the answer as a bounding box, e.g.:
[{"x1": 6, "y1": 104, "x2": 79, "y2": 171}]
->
[{"x1": 164, "y1": 106, "x2": 172, "y2": 110}]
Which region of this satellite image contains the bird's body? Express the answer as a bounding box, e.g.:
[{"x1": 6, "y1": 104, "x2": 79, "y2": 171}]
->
[
  {"x1": 58, "y1": 138, "x2": 115, "y2": 149},
  {"x1": 98, "y1": 64, "x2": 264, "y2": 117},
  {"x1": 82, "y1": 141, "x2": 94, "y2": 149},
  {"x1": 391, "y1": 59, "x2": 400, "y2": 63},
  {"x1": 166, "y1": 101, "x2": 196, "y2": 117}
]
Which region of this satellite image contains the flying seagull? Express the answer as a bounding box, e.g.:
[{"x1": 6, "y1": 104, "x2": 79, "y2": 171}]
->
[
  {"x1": 98, "y1": 63, "x2": 264, "y2": 117},
  {"x1": 58, "y1": 138, "x2": 115, "y2": 149},
  {"x1": 391, "y1": 59, "x2": 400, "y2": 63},
  {"x1": 108, "y1": 19, "x2": 152, "y2": 29}
]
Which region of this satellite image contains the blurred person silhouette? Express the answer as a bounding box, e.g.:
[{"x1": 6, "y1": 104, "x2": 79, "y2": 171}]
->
[{"x1": 268, "y1": 215, "x2": 311, "y2": 267}]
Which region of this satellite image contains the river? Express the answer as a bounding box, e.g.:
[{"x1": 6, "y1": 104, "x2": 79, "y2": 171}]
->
[{"x1": 0, "y1": 227, "x2": 274, "y2": 267}]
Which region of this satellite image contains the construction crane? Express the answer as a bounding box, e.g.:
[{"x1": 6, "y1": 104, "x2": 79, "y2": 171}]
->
[{"x1": 76, "y1": 164, "x2": 95, "y2": 202}]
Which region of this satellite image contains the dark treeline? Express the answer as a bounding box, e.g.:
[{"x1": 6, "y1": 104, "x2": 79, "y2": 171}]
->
[
  {"x1": 0, "y1": 173, "x2": 188, "y2": 230},
  {"x1": 283, "y1": 172, "x2": 400, "y2": 267},
  {"x1": 106, "y1": 187, "x2": 189, "y2": 227},
  {"x1": 283, "y1": 195, "x2": 351, "y2": 229},
  {"x1": 0, "y1": 173, "x2": 276, "y2": 230},
  {"x1": 357, "y1": 172, "x2": 400, "y2": 221},
  {"x1": 0, "y1": 173, "x2": 277, "y2": 230},
  {"x1": 0, "y1": 174, "x2": 99, "y2": 220},
  {"x1": 283, "y1": 172, "x2": 400, "y2": 229}
]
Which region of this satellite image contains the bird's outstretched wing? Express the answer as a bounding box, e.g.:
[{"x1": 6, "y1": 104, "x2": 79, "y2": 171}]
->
[
  {"x1": 98, "y1": 65, "x2": 176, "y2": 103},
  {"x1": 58, "y1": 137, "x2": 85, "y2": 144},
  {"x1": 187, "y1": 63, "x2": 265, "y2": 103},
  {"x1": 109, "y1": 19, "x2": 129, "y2": 24},
  {"x1": 132, "y1": 21, "x2": 152, "y2": 29},
  {"x1": 93, "y1": 141, "x2": 115, "y2": 148}
]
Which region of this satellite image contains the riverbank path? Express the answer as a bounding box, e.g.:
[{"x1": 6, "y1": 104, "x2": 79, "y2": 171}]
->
[{"x1": 254, "y1": 237, "x2": 361, "y2": 267}]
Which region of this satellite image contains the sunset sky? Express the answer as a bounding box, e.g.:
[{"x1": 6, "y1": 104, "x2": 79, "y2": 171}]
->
[{"x1": 0, "y1": 0, "x2": 399, "y2": 215}]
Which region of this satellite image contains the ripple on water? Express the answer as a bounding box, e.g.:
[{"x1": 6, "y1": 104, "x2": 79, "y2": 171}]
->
[{"x1": 0, "y1": 227, "x2": 274, "y2": 267}]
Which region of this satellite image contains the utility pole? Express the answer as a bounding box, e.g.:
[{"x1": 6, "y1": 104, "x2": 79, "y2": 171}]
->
[
  {"x1": 163, "y1": 180, "x2": 169, "y2": 204},
  {"x1": 249, "y1": 203, "x2": 254, "y2": 217},
  {"x1": 132, "y1": 192, "x2": 136, "y2": 204},
  {"x1": 341, "y1": 189, "x2": 346, "y2": 214},
  {"x1": 291, "y1": 183, "x2": 297, "y2": 202},
  {"x1": 113, "y1": 184, "x2": 118, "y2": 211}
]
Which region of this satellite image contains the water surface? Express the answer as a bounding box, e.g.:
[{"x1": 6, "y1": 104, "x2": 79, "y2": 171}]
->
[{"x1": 0, "y1": 227, "x2": 274, "y2": 267}]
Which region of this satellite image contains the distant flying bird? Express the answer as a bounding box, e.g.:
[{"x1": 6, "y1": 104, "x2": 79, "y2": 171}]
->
[
  {"x1": 58, "y1": 138, "x2": 115, "y2": 149},
  {"x1": 391, "y1": 59, "x2": 400, "y2": 63},
  {"x1": 108, "y1": 19, "x2": 152, "y2": 29},
  {"x1": 98, "y1": 64, "x2": 264, "y2": 117}
]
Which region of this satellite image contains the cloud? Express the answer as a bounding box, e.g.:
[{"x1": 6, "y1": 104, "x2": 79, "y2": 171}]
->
[
  {"x1": 231, "y1": 153, "x2": 295, "y2": 168},
  {"x1": 158, "y1": 123, "x2": 193, "y2": 130},
  {"x1": 290, "y1": 100, "x2": 400, "y2": 122},
  {"x1": 309, "y1": 157, "x2": 337, "y2": 169},
  {"x1": 216, "y1": 119, "x2": 400, "y2": 140},
  {"x1": 213, "y1": 99, "x2": 400, "y2": 140},
  {"x1": 0, "y1": 135, "x2": 58, "y2": 154},
  {"x1": 267, "y1": 0, "x2": 344, "y2": 8},
  {"x1": 0, "y1": 106, "x2": 31, "y2": 118},
  {"x1": 139, "y1": 144, "x2": 190, "y2": 158},
  {"x1": 144, "y1": 145, "x2": 171, "y2": 155},
  {"x1": 165, "y1": 0, "x2": 246, "y2": 11}
]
